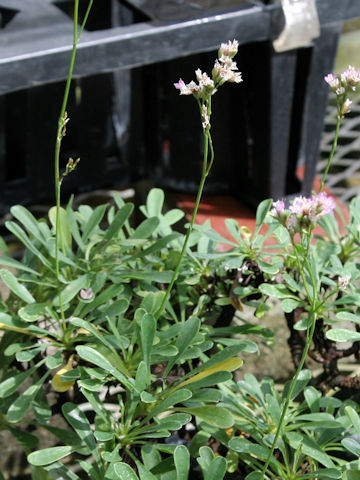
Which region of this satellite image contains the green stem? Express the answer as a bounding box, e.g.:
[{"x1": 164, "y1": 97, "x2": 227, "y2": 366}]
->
[
  {"x1": 319, "y1": 113, "x2": 342, "y2": 192},
  {"x1": 155, "y1": 124, "x2": 211, "y2": 322},
  {"x1": 259, "y1": 312, "x2": 317, "y2": 479},
  {"x1": 260, "y1": 232, "x2": 318, "y2": 479},
  {"x1": 54, "y1": 0, "x2": 93, "y2": 329}
]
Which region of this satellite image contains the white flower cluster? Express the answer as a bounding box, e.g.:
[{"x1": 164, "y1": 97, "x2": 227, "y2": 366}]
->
[{"x1": 174, "y1": 40, "x2": 242, "y2": 99}]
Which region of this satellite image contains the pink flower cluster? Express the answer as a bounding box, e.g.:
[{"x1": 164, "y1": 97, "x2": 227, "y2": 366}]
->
[
  {"x1": 270, "y1": 192, "x2": 336, "y2": 230},
  {"x1": 324, "y1": 66, "x2": 360, "y2": 115},
  {"x1": 325, "y1": 66, "x2": 360, "y2": 93},
  {"x1": 174, "y1": 40, "x2": 242, "y2": 99},
  {"x1": 289, "y1": 192, "x2": 336, "y2": 221}
]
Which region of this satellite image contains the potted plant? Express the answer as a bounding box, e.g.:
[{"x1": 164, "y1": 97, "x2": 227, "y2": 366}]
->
[{"x1": 1, "y1": 2, "x2": 360, "y2": 479}]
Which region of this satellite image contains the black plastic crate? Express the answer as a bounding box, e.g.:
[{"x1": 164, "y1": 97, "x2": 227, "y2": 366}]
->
[{"x1": 0, "y1": 0, "x2": 359, "y2": 213}]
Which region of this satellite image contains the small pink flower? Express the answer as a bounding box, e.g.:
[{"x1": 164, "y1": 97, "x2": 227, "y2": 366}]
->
[
  {"x1": 340, "y1": 65, "x2": 360, "y2": 90},
  {"x1": 289, "y1": 192, "x2": 335, "y2": 222},
  {"x1": 174, "y1": 78, "x2": 185, "y2": 90},
  {"x1": 174, "y1": 78, "x2": 197, "y2": 95},
  {"x1": 289, "y1": 196, "x2": 313, "y2": 216},
  {"x1": 324, "y1": 73, "x2": 340, "y2": 91},
  {"x1": 270, "y1": 200, "x2": 285, "y2": 217}
]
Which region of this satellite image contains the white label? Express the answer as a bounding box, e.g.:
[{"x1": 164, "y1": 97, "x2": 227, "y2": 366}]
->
[{"x1": 273, "y1": 0, "x2": 321, "y2": 52}]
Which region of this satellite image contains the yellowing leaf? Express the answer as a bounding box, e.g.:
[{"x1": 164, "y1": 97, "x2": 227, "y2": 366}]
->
[
  {"x1": 76, "y1": 325, "x2": 102, "y2": 336},
  {"x1": 52, "y1": 355, "x2": 75, "y2": 392},
  {"x1": 176, "y1": 357, "x2": 243, "y2": 389},
  {"x1": 0, "y1": 322, "x2": 31, "y2": 335}
]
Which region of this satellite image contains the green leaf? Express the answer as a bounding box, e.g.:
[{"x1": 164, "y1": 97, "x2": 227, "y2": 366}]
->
[
  {"x1": 197, "y1": 446, "x2": 215, "y2": 473},
  {"x1": 255, "y1": 198, "x2": 273, "y2": 235},
  {"x1": 0, "y1": 269, "x2": 35, "y2": 303},
  {"x1": 113, "y1": 463, "x2": 139, "y2": 480},
  {"x1": 39, "y1": 425, "x2": 81, "y2": 447},
  {"x1": 140, "y1": 392, "x2": 157, "y2": 403},
  {"x1": 5, "y1": 221, "x2": 52, "y2": 269},
  {"x1": 54, "y1": 274, "x2": 91, "y2": 306},
  {"x1": 345, "y1": 471, "x2": 360, "y2": 480},
  {"x1": 28, "y1": 446, "x2": 75, "y2": 466},
  {"x1": 82, "y1": 204, "x2": 107, "y2": 242},
  {"x1": 190, "y1": 432, "x2": 211, "y2": 458},
  {"x1": 336, "y1": 311, "x2": 360, "y2": 324},
  {"x1": 281, "y1": 298, "x2": 301, "y2": 313},
  {"x1": 205, "y1": 456, "x2": 227, "y2": 480},
  {"x1": 134, "y1": 461, "x2": 158, "y2": 480},
  {"x1": 79, "y1": 284, "x2": 119, "y2": 317},
  {"x1": 193, "y1": 224, "x2": 237, "y2": 247},
  {"x1": 174, "y1": 445, "x2": 190, "y2": 480},
  {"x1": 257, "y1": 259, "x2": 279, "y2": 275},
  {"x1": 146, "y1": 188, "x2": 164, "y2": 217},
  {"x1": 176, "y1": 358, "x2": 242, "y2": 390},
  {"x1": 66, "y1": 201, "x2": 85, "y2": 251},
  {"x1": 326, "y1": 328, "x2": 360, "y2": 342},
  {"x1": 0, "y1": 362, "x2": 43, "y2": 398},
  {"x1": 345, "y1": 406, "x2": 360, "y2": 437},
  {"x1": 135, "y1": 361, "x2": 148, "y2": 393},
  {"x1": 300, "y1": 469, "x2": 341, "y2": 479},
  {"x1": 131, "y1": 217, "x2": 160, "y2": 239},
  {"x1": 342, "y1": 437, "x2": 360, "y2": 457},
  {"x1": 62, "y1": 403, "x2": 97, "y2": 454},
  {"x1": 8, "y1": 425, "x2": 38, "y2": 449},
  {"x1": 0, "y1": 255, "x2": 40, "y2": 276},
  {"x1": 44, "y1": 462, "x2": 82, "y2": 480},
  {"x1": 178, "y1": 371, "x2": 232, "y2": 392},
  {"x1": 0, "y1": 313, "x2": 52, "y2": 338},
  {"x1": 11, "y1": 205, "x2": 43, "y2": 241},
  {"x1": 70, "y1": 317, "x2": 119, "y2": 357},
  {"x1": 7, "y1": 383, "x2": 43, "y2": 423},
  {"x1": 127, "y1": 233, "x2": 181, "y2": 261},
  {"x1": 147, "y1": 389, "x2": 192, "y2": 420},
  {"x1": 287, "y1": 432, "x2": 335, "y2": 468},
  {"x1": 49, "y1": 207, "x2": 72, "y2": 253},
  {"x1": 141, "y1": 445, "x2": 162, "y2": 471},
  {"x1": 76, "y1": 345, "x2": 136, "y2": 392},
  {"x1": 116, "y1": 270, "x2": 174, "y2": 283},
  {"x1": 104, "y1": 203, "x2": 134, "y2": 242},
  {"x1": 229, "y1": 437, "x2": 269, "y2": 460},
  {"x1": 282, "y1": 272, "x2": 301, "y2": 292},
  {"x1": 335, "y1": 294, "x2": 360, "y2": 307},
  {"x1": 18, "y1": 303, "x2": 47, "y2": 322},
  {"x1": 141, "y1": 313, "x2": 156, "y2": 380},
  {"x1": 164, "y1": 317, "x2": 200, "y2": 378},
  {"x1": 282, "y1": 369, "x2": 312, "y2": 401},
  {"x1": 178, "y1": 406, "x2": 233, "y2": 429},
  {"x1": 259, "y1": 283, "x2": 297, "y2": 300},
  {"x1": 190, "y1": 388, "x2": 222, "y2": 403}
]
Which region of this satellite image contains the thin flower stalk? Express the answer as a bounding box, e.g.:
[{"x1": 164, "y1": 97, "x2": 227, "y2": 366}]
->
[
  {"x1": 260, "y1": 67, "x2": 359, "y2": 479},
  {"x1": 321, "y1": 66, "x2": 360, "y2": 191},
  {"x1": 155, "y1": 41, "x2": 242, "y2": 322},
  {"x1": 54, "y1": 0, "x2": 93, "y2": 329}
]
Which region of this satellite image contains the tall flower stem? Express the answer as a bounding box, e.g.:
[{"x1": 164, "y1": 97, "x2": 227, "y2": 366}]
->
[
  {"x1": 259, "y1": 313, "x2": 317, "y2": 479},
  {"x1": 155, "y1": 120, "x2": 213, "y2": 322},
  {"x1": 319, "y1": 113, "x2": 342, "y2": 192},
  {"x1": 54, "y1": 0, "x2": 93, "y2": 328},
  {"x1": 260, "y1": 263, "x2": 317, "y2": 480}
]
